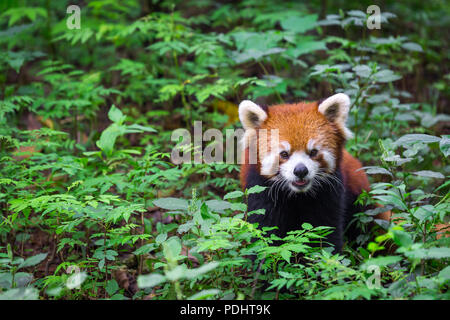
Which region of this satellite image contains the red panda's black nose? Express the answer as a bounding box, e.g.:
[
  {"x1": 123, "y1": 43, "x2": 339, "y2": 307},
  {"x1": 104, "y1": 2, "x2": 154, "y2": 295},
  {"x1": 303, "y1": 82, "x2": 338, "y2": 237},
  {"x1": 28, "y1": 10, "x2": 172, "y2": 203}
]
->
[{"x1": 294, "y1": 164, "x2": 308, "y2": 179}]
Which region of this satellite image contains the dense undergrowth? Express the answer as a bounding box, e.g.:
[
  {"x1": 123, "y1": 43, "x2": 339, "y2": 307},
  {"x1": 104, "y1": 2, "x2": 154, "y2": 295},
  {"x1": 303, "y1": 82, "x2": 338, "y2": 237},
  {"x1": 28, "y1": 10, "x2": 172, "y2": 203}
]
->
[{"x1": 0, "y1": 0, "x2": 449, "y2": 300}]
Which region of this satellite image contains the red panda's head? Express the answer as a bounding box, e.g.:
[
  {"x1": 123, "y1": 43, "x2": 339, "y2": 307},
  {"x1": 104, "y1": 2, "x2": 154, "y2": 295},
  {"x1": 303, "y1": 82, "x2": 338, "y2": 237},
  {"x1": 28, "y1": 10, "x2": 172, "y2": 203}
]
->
[{"x1": 239, "y1": 93, "x2": 352, "y2": 194}]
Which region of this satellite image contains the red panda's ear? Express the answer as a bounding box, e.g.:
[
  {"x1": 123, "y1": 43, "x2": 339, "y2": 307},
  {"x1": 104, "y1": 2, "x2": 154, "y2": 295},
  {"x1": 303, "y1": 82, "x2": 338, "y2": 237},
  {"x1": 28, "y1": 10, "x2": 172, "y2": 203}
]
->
[
  {"x1": 238, "y1": 100, "x2": 267, "y2": 130},
  {"x1": 318, "y1": 93, "x2": 353, "y2": 139}
]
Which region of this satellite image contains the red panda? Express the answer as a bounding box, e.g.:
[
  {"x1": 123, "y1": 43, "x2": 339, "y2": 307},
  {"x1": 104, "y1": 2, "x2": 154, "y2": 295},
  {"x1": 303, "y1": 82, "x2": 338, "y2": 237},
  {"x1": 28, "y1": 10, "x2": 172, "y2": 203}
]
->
[{"x1": 238, "y1": 93, "x2": 384, "y2": 252}]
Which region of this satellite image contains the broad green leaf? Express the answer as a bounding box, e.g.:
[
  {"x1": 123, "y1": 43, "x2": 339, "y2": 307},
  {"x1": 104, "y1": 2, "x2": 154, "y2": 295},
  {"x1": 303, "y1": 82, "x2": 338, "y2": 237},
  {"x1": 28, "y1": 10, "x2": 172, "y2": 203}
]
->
[
  {"x1": 373, "y1": 69, "x2": 401, "y2": 83},
  {"x1": 18, "y1": 253, "x2": 47, "y2": 269},
  {"x1": 105, "y1": 279, "x2": 119, "y2": 296},
  {"x1": 164, "y1": 237, "x2": 182, "y2": 258},
  {"x1": 439, "y1": 135, "x2": 450, "y2": 157},
  {"x1": 247, "y1": 185, "x2": 268, "y2": 195},
  {"x1": 302, "y1": 223, "x2": 313, "y2": 230},
  {"x1": 405, "y1": 247, "x2": 450, "y2": 260},
  {"x1": 96, "y1": 123, "x2": 125, "y2": 155},
  {"x1": 401, "y1": 42, "x2": 423, "y2": 52},
  {"x1": 362, "y1": 166, "x2": 393, "y2": 176},
  {"x1": 137, "y1": 273, "x2": 166, "y2": 288},
  {"x1": 223, "y1": 191, "x2": 244, "y2": 200},
  {"x1": 153, "y1": 198, "x2": 189, "y2": 211},
  {"x1": 361, "y1": 256, "x2": 402, "y2": 270},
  {"x1": 394, "y1": 134, "x2": 441, "y2": 147},
  {"x1": 392, "y1": 230, "x2": 413, "y2": 248},
  {"x1": 413, "y1": 171, "x2": 445, "y2": 179},
  {"x1": 205, "y1": 200, "x2": 231, "y2": 212},
  {"x1": 108, "y1": 105, "x2": 126, "y2": 124},
  {"x1": 280, "y1": 250, "x2": 291, "y2": 262},
  {"x1": 280, "y1": 14, "x2": 318, "y2": 33}
]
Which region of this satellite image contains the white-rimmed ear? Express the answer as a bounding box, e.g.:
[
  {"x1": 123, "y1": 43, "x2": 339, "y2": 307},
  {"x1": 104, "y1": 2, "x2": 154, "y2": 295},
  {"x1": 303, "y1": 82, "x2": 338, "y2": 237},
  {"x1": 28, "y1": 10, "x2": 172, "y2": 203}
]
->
[
  {"x1": 238, "y1": 100, "x2": 267, "y2": 130},
  {"x1": 318, "y1": 93, "x2": 353, "y2": 139}
]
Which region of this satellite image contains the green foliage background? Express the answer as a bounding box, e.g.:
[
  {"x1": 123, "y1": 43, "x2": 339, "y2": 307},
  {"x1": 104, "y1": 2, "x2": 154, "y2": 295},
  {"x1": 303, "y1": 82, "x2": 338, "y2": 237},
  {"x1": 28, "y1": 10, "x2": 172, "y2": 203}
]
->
[{"x1": 0, "y1": 0, "x2": 448, "y2": 300}]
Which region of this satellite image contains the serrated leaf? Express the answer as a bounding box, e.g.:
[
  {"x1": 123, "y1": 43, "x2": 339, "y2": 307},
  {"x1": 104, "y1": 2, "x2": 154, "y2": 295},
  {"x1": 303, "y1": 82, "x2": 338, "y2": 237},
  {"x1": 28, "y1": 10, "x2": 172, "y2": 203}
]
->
[{"x1": 105, "y1": 279, "x2": 119, "y2": 296}]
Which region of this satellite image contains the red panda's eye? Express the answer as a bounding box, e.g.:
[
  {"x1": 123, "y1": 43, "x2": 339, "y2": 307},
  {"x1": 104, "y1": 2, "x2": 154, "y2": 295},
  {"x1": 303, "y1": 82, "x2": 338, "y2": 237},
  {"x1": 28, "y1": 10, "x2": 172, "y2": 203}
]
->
[
  {"x1": 280, "y1": 151, "x2": 289, "y2": 159},
  {"x1": 309, "y1": 149, "x2": 318, "y2": 158}
]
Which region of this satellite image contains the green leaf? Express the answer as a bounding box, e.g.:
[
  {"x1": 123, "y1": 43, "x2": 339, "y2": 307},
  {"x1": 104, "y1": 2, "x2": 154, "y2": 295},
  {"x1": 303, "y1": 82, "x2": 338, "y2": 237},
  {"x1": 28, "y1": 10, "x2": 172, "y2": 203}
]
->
[
  {"x1": 413, "y1": 171, "x2": 445, "y2": 179},
  {"x1": 125, "y1": 123, "x2": 156, "y2": 133},
  {"x1": 302, "y1": 223, "x2": 313, "y2": 230},
  {"x1": 439, "y1": 135, "x2": 450, "y2": 157},
  {"x1": 362, "y1": 166, "x2": 393, "y2": 177},
  {"x1": 392, "y1": 230, "x2": 413, "y2": 248},
  {"x1": 353, "y1": 65, "x2": 372, "y2": 78},
  {"x1": 18, "y1": 253, "x2": 47, "y2": 269},
  {"x1": 105, "y1": 279, "x2": 119, "y2": 296},
  {"x1": 137, "y1": 273, "x2": 166, "y2": 288},
  {"x1": 96, "y1": 123, "x2": 125, "y2": 155},
  {"x1": 246, "y1": 185, "x2": 267, "y2": 195},
  {"x1": 402, "y1": 42, "x2": 423, "y2": 52},
  {"x1": 205, "y1": 200, "x2": 231, "y2": 212},
  {"x1": 153, "y1": 198, "x2": 189, "y2": 211},
  {"x1": 280, "y1": 14, "x2": 318, "y2": 33},
  {"x1": 155, "y1": 233, "x2": 167, "y2": 245},
  {"x1": 361, "y1": 256, "x2": 402, "y2": 270},
  {"x1": 394, "y1": 134, "x2": 441, "y2": 147},
  {"x1": 280, "y1": 250, "x2": 291, "y2": 262},
  {"x1": 373, "y1": 195, "x2": 408, "y2": 211},
  {"x1": 438, "y1": 266, "x2": 450, "y2": 282},
  {"x1": 373, "y1": 69, "x2": 401, "y2": 83},
  {"x1": 108, "y1": 105, "x2": 126, "y2": 124},
  {"x1": 223, "y1": 191, "x2": 244, "y2": 200},
  {"x1": 405, "y1": 247, "x2": 450, "y2": 260},
  {"x1": 164, "y1": 237, "x2": 182, "y2": 258},
  {"x1": 285, "y1": 39, "x2": 326, "y2": 58}
]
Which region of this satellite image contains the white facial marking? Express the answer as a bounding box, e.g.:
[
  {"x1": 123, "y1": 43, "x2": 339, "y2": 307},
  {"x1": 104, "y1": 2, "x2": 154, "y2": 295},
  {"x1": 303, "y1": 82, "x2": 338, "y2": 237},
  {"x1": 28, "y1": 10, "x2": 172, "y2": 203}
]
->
[
  {"x1": 260, "y1": 152, "x2": 279, "y2": 175},
  {"x1": 321, "y1": 149, "x2": 336, "y2": 172},
  {"x1": 280, "y1": 141, "x2": 291, "y2": 153},
  {"x1": 307, "y1": 139, "x2": 336, "y2": 172},
  {"x1": 307, "y1": 139, "x2": 317, "y2": 151},
  {"x1": 280, "y1": 151, "x2": 319, "y2": 192},
  {"x1": 260, "y1": 140, "x2": 289, "y2": 176}
]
